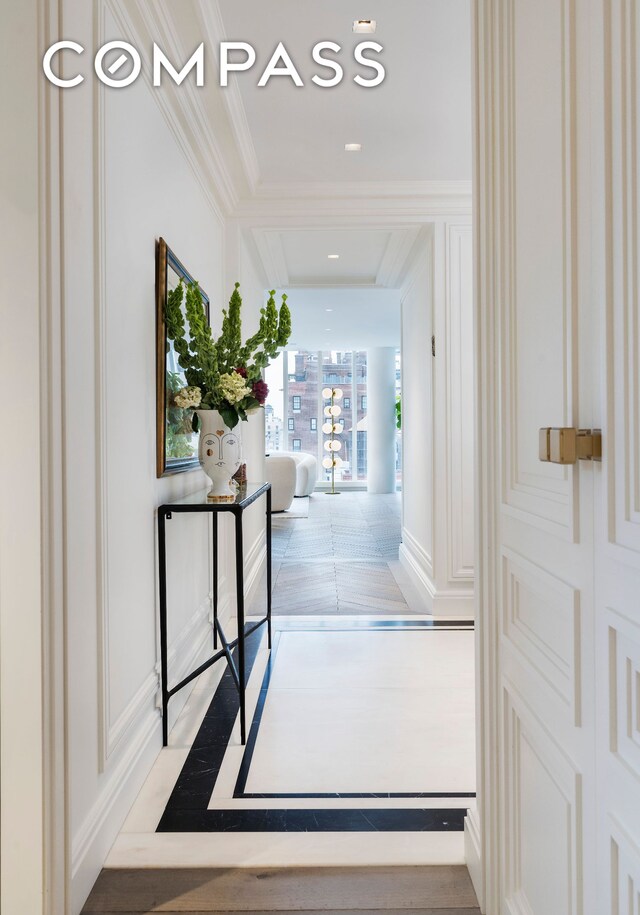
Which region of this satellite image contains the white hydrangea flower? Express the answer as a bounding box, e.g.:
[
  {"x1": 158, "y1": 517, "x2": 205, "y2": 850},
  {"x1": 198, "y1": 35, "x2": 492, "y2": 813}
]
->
[
  {"x1": 174, "y1": 385, "x2": 202, "y2": 409},
  {"x1": 218, "y1": 372, "x2": 251, "y2": 404}
]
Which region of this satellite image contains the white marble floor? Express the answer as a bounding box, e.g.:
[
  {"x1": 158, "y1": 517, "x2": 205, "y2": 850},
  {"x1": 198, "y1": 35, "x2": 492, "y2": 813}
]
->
[
  {"x1": 240, "y1": 629, "x2": 474, "y2": 796},
  {"x1": 107, "y1": 616, "x2": 475, "y2": 868}
]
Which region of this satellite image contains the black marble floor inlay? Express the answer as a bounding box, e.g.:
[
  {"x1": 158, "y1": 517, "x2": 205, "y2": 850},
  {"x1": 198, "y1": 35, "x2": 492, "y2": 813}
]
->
[{"x1": 157, "y1": 621, "x2": 475, "y2": 833}]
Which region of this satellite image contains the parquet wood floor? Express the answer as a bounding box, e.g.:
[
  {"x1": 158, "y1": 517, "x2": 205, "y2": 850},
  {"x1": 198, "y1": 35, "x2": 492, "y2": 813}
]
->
[{"x1": 263, "y1": 493, "x2": 422, "y2": 616}]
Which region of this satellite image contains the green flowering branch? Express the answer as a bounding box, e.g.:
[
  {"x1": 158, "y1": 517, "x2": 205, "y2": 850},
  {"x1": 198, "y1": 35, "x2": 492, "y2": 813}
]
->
[{"x1": 164, "y1": 280, "x2": 292, "y2": 429}]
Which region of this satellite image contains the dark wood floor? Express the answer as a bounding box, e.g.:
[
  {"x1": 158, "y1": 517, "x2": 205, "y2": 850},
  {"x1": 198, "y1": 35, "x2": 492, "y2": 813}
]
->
[{"x1": 81, "y1": 865, "x2": 480, "y2": 914}]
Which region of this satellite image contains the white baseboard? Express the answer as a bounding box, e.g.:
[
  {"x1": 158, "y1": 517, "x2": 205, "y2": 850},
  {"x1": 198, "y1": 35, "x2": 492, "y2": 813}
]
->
[
  {"x1": 71, "y1": 707, "x2": 160, "y2": 914},
  {"x1": 165, "y1": 599, "x2": 225, "y2": 733},
  {"x1": 244, "y1": 530, "x2": 266, "y2": 610},
  {"x1": 72, "y1": 594, "x2": 224, "y2": 915},
  {"x1": 399, "y1": 533, "x2": 474, "y2": 617},
  {"x1": 465, "y1": 806, "x2": 485, "y2": 913}
]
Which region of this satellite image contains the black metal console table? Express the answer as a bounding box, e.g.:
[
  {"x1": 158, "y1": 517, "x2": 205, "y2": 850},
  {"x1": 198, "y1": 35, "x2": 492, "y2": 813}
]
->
[{"x1": 157, "y1": 482, "x2": 272, "y2": 747}]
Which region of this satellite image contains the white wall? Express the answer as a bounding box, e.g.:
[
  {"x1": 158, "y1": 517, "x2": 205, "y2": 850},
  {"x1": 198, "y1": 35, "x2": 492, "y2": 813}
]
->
[
  {"x1": 0, "y1": 2, "x2": 45, "y2": 912},
  {"x1": 57, "y1": 4, "x2": 268, "y2": 910},
  {"x1": 401, "y1": 237, "x2": 434, "y2": 576},
  {"x1": 400, "y1": 220, "x2": 474, "y2": 615},
  {"x1": 222, "y1": 221, "x2": 269, "y2": 600}
]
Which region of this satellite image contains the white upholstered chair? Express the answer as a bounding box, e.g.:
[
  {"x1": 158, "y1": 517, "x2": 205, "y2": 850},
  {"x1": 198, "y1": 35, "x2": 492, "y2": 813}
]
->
[
  {"x1": 264, "y1": 454, "x2": 296, "y2": 512},
  {"x1": 277, "y1": 451, "x2": 317, "y2": 497}
]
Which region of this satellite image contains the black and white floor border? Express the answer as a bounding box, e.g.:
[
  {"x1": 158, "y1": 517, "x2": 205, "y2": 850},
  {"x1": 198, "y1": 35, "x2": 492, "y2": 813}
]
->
[{"x1": 157, "y1": 618, "x2": 475, "y2": 834}]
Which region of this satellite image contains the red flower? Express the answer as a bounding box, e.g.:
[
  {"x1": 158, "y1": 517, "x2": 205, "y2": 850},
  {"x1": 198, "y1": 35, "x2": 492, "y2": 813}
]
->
[
  {"x1": 235, "y1": 366, "x2": 248, "y2": 378},
  {"x1": 251, "y1": 379, "x2": 268, "y2": 405}
]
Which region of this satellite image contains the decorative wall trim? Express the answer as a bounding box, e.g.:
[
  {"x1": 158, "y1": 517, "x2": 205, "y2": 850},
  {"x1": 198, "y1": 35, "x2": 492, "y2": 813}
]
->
[
  {"x1": 502, "y1": 547, "x2": 581, "y2": 726},
  {"x1": 445, "y1": 222, "x2": 475, "y2": 583},
  {"x1": 236, "y1": 194, "x2": 472, "y2": 223},
  {"x1": 400, "y1": 531, "x2": 474, "y2": 616},
  {"x1": 472, "y1": 2, "x2": 507, "y2": 910},
  {"x1": 244, "y1": 530, "x2": 267, "y2": 608},
  {"x1": 401, "y1": 527, "x2": 434, "y2": 580},
  {"x1": 609, "y1": 816, "x2": 640, "y2": 915},
  {"x1": 250, "y1": 229, "x2": 290, "y2": 288},
  {"x1": 165, "y1": 597, "x2": 213, "y2": 675},
  {"x1": 195, "y1": 0, "x2": 261, "y2": 193},
  {"x1": 399, "y1": 226, "x2": 432, "y2": 300},
  {"x1": 376, "y1": 227, "x2": 422, "y2": 288},
  {"x1": 253, "y1": 179, "x2": 473, "y2": 201},
  {"x1": 464, "y1": 807, "x2": 484, "y2": 912},
  {"x1": 502, "y1": 687, "x2": 583, "y2": 915},
  {"x1": 608, "y1": 606, "x2": 640, "y2": 784},
  {"x1": 95, "y1": 0, "x2": 230, "y2": 772},
  {"x1": 94, "y1": 0, "x2": 111, "y2": 772},
  {"x1": 499, "y1": 0, "x2": 578, "y2": 541},
  {"x1": 106, "y1": 0, "x2": 236, "y2": 220},
  {"x1": 250, "y1": 225, "x2": 428, "y2": 291},
  {"x1": 605, "y1": 0, "x2": 640, "y2": 558},
  {"x1": 70, "y1": 706, "x2": 160, "y2": 913}
]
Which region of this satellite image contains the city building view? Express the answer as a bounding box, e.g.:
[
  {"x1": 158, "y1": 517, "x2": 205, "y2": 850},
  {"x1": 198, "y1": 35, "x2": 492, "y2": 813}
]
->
[{"x1": 265, "y1": 350, "x2": 402, "y2": 485}]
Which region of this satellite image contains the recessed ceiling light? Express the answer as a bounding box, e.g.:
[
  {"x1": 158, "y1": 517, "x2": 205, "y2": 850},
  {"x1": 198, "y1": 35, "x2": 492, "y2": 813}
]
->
[
  {"x1": 328, "y1": 254, "x2": 340, "y2": 259},
  {"x1": 325, "y1": 328, "x2": 332, "y2": 331},
  {"x1": 326, "y1": 308, "x2": 333, "y2": 312},
  {"x1": 353, "y1": 19, "x2": 376, "y2": 33},
  {"x1": 344, "y1": 143, "x2": 362, "y2": 152}
]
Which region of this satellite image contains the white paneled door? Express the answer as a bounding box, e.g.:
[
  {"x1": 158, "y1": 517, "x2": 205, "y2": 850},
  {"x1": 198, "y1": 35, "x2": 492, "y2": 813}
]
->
[{"x1": 472, "y1": 1, "x2": 640, "y2": 914}]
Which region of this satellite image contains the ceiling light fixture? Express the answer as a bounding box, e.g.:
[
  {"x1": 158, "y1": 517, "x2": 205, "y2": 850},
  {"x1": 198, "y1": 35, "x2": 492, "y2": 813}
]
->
[
  {"x1": 353, "y1": 19, "x2": 376, "y2": 33},
  {"x1": 326, "y1": 308, "x2": 333, "y2": 312},
  {"x1": 344, "y1": 143, "x2": 362, "y2": 152},
  {"x1": 328, "y1": 254, "x2": 340, "y2": 259}
]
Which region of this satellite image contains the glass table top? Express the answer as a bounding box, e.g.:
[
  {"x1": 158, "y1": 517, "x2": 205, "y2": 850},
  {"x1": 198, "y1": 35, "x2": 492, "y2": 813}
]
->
[{"x1": 159, "y1": 482, "x2": 270, "y2": 511}]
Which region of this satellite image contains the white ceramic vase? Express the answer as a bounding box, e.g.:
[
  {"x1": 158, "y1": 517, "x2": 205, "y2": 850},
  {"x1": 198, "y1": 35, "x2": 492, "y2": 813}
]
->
[{"x1": 195, "y1": 409, "x2": 242, "y2": 502}]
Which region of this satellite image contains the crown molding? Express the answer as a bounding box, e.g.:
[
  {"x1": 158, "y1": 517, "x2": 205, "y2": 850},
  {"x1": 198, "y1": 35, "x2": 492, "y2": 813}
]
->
[
  {"x1": 111, "y1": 0, "x2": 240, "y2": 217},
  {"x1": 400, "y1": 226, "x2": 434, "y2": 299},
  {"x1": 250, "y1": 224, "x2": 435, "y2": 291},
  {"x1": 376, "y1": 227, "x2": 422, "y2": 287},
  {"x1": 286, "y1": 275, "x2": 379, "y2": 288},
  {"x1": 195, "y1": 0, "x2": 261, "y2": 194},
  {"x1": 251, "y1": 228, "x2": 290, "y2": 287},
  {"x1": 235, "y1": 186, "x2": 472, "y2": 223},
  {"x1": 253, "y1": 179, "x2": 472, "y2": 201}
]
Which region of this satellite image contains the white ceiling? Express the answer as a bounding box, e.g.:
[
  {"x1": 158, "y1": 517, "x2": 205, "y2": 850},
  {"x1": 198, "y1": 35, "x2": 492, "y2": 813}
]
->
[
  {"x1": 282, "y1": 230, "x2": 391, "y2": 285},
  {"x1": 217, "y1": 0, "x2": 472, "y2": 186},
  {"x1": 251, "y1": 226, "x2": 422, "y2": 287},
  {"x1": 158, "y1": 0, "x2": 472, "y2": 346},
  {"x1": 278, "y1": 287, "x2": 401, "y2": 350}
]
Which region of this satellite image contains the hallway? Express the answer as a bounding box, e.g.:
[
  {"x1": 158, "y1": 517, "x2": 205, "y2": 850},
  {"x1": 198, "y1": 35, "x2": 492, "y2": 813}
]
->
[
  {"x1": 269, "y1": 492, "x2": 419, "y2": 616},
  {"x1": 97, "y1": 491, "x2": 475, "y2": 883}
]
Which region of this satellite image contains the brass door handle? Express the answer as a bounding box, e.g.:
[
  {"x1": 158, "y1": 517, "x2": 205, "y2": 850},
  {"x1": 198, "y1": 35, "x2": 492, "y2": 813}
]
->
[{"x1": 539, "y1": 427, "x2": 602, "y2": 464}]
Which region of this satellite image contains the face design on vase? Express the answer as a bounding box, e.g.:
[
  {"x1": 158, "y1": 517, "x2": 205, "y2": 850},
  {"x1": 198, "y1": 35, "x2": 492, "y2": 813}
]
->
[{"x1": 200, "y1": 430, "x2": 241, "y2": 474}]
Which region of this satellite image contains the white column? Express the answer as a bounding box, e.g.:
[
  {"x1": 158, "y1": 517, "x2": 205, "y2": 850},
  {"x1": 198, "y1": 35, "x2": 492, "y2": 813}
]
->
[{"x1": 366, "y1": 347, "x2": 397, "y2": 493}]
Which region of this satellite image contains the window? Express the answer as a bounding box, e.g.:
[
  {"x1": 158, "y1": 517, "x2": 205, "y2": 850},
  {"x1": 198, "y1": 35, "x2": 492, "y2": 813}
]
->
[
  {"x1": 288, "y1": 418, "x2": 294, "y2": 431},
  {"x1": 292, "y1": 439, "x2": 302, "y2": 451},
  {"x1": 343, "y1": 397, "x2": 351, "y2": 409},
  {"x1": 292, "y1": 395, "x2": 301, "y2": 412},
  {"x1": 310, "y1": 418, "x2": 317, "y2": 431},
  {"x1": 361, "y1": 395, "x2": 367, "y2": 411}
]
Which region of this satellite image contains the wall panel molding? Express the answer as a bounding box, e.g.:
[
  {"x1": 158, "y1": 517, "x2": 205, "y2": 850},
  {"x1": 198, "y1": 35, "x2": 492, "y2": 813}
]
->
[
  {"x1": 446, "y1": 223, "x2": 475, "y2": 582},
  {"x1": 606, "y1": 0, "x2": 640, "y2": 559},
  {"x1": 69, "y1": 706, "x2": 159, "y2": 913},
  {"x1": 608, "y1": 606, "x2": 640, "y2": 785},
  {"x1": 503, "y1": 688, "x2": 583, "y2": 915},
  {"x1": 499, "y1": 0, "x2": 578, "y2": 540},
  {"x1": 502, "y1": 548, "x2": 581, "y2": 725},
  {"x1": 609, "y1": 817, "x2": 640, "y2": 915}
]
